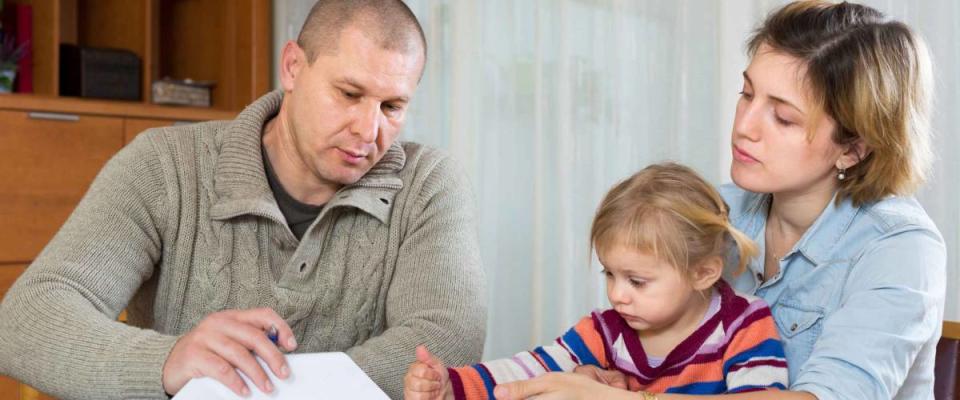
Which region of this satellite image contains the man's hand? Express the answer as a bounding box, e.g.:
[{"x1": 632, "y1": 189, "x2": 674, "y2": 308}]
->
[
  {"x1": 404, "y1": 345, "x2": 454, "y2": 400},
  {"x1": 572, "y1": 365, "x2": 638, "y2": 391},
  {"x1": 161, "y1": 308, "x2": 298, "y2": 396}
]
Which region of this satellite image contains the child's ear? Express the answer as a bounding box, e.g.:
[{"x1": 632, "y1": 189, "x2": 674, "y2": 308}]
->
[{"x1": 690, "y1": 256, "x2": 723, "y2": 291}]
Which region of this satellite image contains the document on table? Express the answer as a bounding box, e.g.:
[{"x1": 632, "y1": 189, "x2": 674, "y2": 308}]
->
[{"x1": 172, "y1": 352, "x2": 389, "y2": 399}]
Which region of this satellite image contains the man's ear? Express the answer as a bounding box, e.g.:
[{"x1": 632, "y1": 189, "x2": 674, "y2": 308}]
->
[
  {"x1": 837, "y1": 137, "x2": 871, "y2": 170},
  {"x1": 279, "y1": 40, "x2": 307, "y2": 92},
  {"x1": 690, "y1": 256, "x2": 723, "y2": 291}
]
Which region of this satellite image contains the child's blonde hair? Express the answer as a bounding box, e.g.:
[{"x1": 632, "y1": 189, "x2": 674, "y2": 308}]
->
[{"x1": 590, "y1": 163, "x2": 757, "y2": 279}]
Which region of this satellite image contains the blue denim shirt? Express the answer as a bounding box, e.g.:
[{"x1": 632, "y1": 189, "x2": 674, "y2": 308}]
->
[{"x1": 720, "y1": 184, "x2": 946, "y2": 400}]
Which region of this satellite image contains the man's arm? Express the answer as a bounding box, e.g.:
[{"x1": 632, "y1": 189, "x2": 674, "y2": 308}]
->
[
  {"x1": 0, "y1": 135, "x2": 177, "y2": 399},
  {"x1": 346, "y1": 153, "x2": 487, "y2": 399}
]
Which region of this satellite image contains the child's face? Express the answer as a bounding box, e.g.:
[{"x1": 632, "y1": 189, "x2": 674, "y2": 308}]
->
[{"x1": 599, "y1": 245, "x2": 703, "y2": 335}]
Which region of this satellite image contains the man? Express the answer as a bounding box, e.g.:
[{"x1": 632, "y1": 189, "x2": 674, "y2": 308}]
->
[{"x1": 0, "y1": 1, "x2": 486, "y2": 398}]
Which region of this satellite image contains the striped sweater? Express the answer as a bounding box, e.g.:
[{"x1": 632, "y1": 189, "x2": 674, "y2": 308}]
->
[{"x1": 448, "y1": 280, "x2": 787, "y2": 398}]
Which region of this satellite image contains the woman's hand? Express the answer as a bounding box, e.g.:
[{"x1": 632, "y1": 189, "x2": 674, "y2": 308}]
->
[
  {"x1": 493, "y1": 372, "x2": 637, "y2": 400},
  {"x1": 404, "y1": 345, "x2": 454, "y2": 400}
]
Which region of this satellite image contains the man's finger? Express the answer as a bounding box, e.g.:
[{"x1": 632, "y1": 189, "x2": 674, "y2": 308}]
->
[
  {"x1": 208, "y1": 335, "x2": 273, "y2": 394},
  {"x1": 199, "y1": 350, "x2": 251, "y2": 397},
  {"x1": 236, "y1": 307, "x2": 298, "y2": 351},
  {"x1": 225, "y1": 322, "x2": 290, "y2": 380}
]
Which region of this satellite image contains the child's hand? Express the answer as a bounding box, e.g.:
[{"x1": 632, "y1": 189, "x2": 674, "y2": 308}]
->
[
  {"x1": 404, "y1": 345, "x2": 454, "y2": 400},
  {"x1": 572, "y1": 365, "x2": 638, "y2": 391}
]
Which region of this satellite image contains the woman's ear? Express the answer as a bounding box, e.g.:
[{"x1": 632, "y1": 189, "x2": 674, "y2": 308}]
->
[
  {"x1": 837, "y1": 138, "x2": 871, "y2": 170},
  {"x1": 279, "y1": 40, "x2": 307, "y2": 92},
  {"x1": 691, "y1": 256, "x2": 723, "y2": 291}
]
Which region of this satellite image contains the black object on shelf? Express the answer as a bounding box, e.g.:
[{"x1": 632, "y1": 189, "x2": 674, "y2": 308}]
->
[{"x1": 59, "y1": 44, "x2": 141, "y2": 101}]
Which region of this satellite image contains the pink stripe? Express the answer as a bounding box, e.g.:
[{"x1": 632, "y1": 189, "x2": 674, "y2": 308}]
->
[
  {"x1": 698, "y1": 302, "x2": 771, "y2": 354},
  {"x1": 510, "y1": 355, "x2": 538, "y2": 378},
  {"x1": 728, "y1": 358, "x2": 788, "y2": 373}
]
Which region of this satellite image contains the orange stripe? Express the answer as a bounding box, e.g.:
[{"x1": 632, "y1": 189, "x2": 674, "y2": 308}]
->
[
  {"x1": 572, "y1": 317, "x2": 609, "y2": 367},
  {"x1": 453, "y1": 366, "x2": 491, "y2": 400},
  {"x1": 725, "y1": 316, "x2": 780, "y2": 358}
]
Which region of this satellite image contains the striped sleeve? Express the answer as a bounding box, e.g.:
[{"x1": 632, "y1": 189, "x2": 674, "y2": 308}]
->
[
  {"x1": 448, "y1": 315, "x2": 609, "y2": 400},
  {"x1": 722, "y1": 300, "x2": 789, "y2": 393}
]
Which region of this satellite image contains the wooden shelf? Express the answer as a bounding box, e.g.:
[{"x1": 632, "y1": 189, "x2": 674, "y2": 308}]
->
[
  {"x1": 0, "y1": 92, "x2": 237, "y2": 120},
  {"x1": 5, "y1": 0, "x2": 271, "y2": 111}
]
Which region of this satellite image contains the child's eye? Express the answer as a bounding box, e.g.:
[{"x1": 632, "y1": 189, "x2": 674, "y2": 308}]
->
[
  {"x1": 600, "y1": 269, "x2": 613, "y2": 278},
  {"x1": 629, "y1": 279, "x2": 646, "y2": 288}
]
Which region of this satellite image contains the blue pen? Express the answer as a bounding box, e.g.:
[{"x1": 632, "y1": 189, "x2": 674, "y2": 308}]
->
[{"x1": 267, "y1": 324, "x2": 279, "y2": 345}]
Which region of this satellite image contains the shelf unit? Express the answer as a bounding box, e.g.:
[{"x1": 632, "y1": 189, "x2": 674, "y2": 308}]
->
[
  {"x1": 0, "y1": 1, "x2": 272, "y2": 398},
  {"x1": 5, "y1": 0, "x2": 272, "y2": 110}
]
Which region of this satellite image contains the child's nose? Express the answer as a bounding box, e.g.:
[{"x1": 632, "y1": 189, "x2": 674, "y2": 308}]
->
[{"x1": 608, "y1": 284, "x2": 631, "y2": 305}]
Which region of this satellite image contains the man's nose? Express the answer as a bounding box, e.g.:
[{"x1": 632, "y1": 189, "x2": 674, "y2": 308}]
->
[{"x1": 351, "y1": 102, "x2": 381, "y2": 143}]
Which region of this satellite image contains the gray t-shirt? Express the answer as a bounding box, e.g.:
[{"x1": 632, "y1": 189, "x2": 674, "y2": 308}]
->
[{"x1": 262, "y1": 146, "x2": 323, "y2": 240}]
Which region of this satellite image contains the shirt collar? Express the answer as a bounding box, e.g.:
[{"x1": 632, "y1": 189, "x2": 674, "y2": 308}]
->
[
  {"x1": 209, "y1": 90, "x2": 406, "y2": 224},
  {"x1": 742, "y1": 191, "x2": 860, "y2": 270}
]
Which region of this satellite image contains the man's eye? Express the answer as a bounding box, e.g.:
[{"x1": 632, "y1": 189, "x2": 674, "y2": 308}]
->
[{"x1": 343, "y1": 91, "x2": 360, "y2": 99}]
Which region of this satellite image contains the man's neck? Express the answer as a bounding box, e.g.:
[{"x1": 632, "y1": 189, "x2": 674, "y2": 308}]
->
[{"x1": 261, "y1": 112, "x2": 339, "y2": 206}]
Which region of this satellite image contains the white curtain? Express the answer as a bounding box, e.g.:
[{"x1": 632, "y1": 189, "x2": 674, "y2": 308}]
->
[{"x1": 274, "y1": 0, "x2": 960, "y2": 360}]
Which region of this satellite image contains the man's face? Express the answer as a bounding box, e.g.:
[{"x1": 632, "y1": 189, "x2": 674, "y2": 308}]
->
[{"x1": 283, "y1": 27, "x2": 423, "y2": 187}]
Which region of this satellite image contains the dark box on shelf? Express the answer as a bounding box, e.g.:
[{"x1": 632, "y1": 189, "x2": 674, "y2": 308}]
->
[{"x1": 59, "y1": 44, "x2": 141, "y2": 101}]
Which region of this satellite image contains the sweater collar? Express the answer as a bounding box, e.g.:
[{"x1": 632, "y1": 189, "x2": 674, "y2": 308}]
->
[{"x1": 210, "y1": 90, "x2": 406, "y2": 224}]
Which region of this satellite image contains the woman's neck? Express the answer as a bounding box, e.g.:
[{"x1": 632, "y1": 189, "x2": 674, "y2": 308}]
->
[{"x1": 768, "y1": 181, "x2": 837, "y2": 239}]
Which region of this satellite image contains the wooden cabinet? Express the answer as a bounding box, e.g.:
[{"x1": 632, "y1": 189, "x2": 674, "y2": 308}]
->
[
  {"x1": 0, "y1": 111, "x2": 123, "y2": 263},
  {"x1": 0, "y1": 0, "x2": 270, "y2": 396},
  {"x1": 0, "y1": 96, "x2": 237, "y2": 400}
]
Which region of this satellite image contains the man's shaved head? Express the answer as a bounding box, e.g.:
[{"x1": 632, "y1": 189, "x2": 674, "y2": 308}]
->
[{"x1": 296, "y1": 0, "x2": 426, "y2": 64}]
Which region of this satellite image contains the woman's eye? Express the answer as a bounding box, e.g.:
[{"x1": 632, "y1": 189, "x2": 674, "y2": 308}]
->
[
  {"x1": 775, "y1": 115, "x2": 794, "y2": 126},
  {"x1": 739, "y1": 90, "x2": 754, "y2": 100}
]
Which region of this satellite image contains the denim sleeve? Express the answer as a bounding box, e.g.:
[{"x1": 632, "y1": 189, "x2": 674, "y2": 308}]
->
[{"x1": 791, "y1": 227, "x2": 946, "y2": 399}]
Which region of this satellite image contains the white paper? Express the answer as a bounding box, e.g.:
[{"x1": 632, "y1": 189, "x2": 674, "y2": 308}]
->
[{"x1": 173, "y1": 352, "x2": 389, "y2": 400}]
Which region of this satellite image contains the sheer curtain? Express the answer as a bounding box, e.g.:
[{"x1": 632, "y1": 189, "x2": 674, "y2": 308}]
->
[{"x1": 274, "y1": 0, "x2": 959, "y2": 359}]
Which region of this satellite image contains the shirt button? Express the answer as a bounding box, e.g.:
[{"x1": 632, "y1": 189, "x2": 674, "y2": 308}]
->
[
  {"x1": 790, "y1": 323, "x2": 798, "y2": 332},
  {"x1": 756, "y1": 272, "x2": 763, "y2": 281}
]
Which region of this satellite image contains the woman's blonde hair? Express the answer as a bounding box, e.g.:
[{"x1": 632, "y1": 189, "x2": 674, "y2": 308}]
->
[
  {"x1": 748, "y1": 0, "x2": 934, "y2": 205},
  {"x1": 590, "y1": 163, "x2": 757, "y2": 279}
]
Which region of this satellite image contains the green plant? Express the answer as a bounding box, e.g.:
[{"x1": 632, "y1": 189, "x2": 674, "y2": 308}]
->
[{"x1": 0, "y1": 32, "x2": 28, "y2": 69}]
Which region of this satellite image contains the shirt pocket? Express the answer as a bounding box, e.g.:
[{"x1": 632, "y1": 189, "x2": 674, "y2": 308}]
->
[{"x1": 772, "y1": 301, "x2": 824, "y2": 368}]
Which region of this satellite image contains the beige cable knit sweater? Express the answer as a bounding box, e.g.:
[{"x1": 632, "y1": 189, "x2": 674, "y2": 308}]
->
[{"x1": 0, "y1": 91, "x2": 487, "y2": 399}]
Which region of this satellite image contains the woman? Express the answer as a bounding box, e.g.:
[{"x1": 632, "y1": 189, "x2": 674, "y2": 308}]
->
[{"x1": 495, "y1": 1, "x2": 945, "y2": 399}]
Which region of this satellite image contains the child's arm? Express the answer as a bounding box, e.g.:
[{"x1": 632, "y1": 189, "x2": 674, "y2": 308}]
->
[
  {"x1": 405, "y1": 346, "x2": 455, "y2": 400},
  {"x1": 446, "y1": 314, "x2": 611, "y2": 399},
  {"x1": 722, "y1": 302, "x2": 789, "y2": 393}
]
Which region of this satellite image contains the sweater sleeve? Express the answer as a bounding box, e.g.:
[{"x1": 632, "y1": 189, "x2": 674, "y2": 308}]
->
[
  {"x1": 722, "y1": 300, "x2": 789, "y2": 393},
  {"x1": 448, "y1": 315, "x2": 609, "y2": 400},
  {"x1": 345, "y1": 152, "x2": 488, "y2": 399},
  {"x1": 0, "y1": 133, "x2": 179, "y2": 400}
]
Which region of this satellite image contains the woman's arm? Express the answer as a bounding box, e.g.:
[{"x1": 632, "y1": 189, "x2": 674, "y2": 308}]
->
[{"x1": 493, "y1": 373, "x2": 817, "y2": 400}]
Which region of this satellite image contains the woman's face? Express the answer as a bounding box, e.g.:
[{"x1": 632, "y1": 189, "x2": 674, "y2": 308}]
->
[{"x1": 730, "y1": 44, "x2": 846, "y2": 197}]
